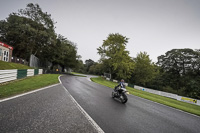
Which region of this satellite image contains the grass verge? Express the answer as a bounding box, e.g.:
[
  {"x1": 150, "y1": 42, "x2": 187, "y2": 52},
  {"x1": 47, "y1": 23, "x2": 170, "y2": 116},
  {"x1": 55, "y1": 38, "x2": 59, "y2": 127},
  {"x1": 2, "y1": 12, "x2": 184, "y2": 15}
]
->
[
  {"x1": 71, "y1": 72, "x2": 83, "y2": 75},
  {"x1": 91, "y1": 77, "x2": 200, "y2": 116},
  {"x1": 0, "y1": 60, "x2": 33, "y2": 69},
  {"x1": 0, "y1": 74, "x2": 60, "y2": 99},
  {"x1": 70, "y1": 72, "x2": 87, "y2": 77}
]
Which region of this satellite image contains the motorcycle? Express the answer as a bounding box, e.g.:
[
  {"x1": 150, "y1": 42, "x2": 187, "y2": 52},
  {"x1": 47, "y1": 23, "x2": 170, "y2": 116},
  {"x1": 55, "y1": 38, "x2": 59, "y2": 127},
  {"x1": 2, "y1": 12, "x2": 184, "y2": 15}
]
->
[{"x1": 112, "y1": 86, "x2": 128, "y2": 104}]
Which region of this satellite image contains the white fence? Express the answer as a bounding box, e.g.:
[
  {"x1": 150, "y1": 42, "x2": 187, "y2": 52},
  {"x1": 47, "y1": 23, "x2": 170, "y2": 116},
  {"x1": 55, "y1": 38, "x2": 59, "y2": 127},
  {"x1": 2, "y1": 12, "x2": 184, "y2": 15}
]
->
[
  {"x1": 0, "y1": 69, "x2": 43, "y2": 84},
  {"x1": 27, "y1": 69, "x2": 34, "y2": 77},
  {"x1": 39, "y1": 69, "x2": 43, "y2": 74},
  {"x1": 0, "y1": 70, "x2": 17, "y2": 83},
  {"x1": 134, "y1": 85, "x2": 200, "y2": 106}
]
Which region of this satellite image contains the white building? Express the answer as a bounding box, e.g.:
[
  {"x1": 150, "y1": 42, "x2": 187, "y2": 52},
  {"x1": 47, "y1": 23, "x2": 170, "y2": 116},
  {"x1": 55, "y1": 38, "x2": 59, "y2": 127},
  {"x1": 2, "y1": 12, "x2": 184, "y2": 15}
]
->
[{"x1": 0, "y1": 42, "x2": 13, "y2": 62}]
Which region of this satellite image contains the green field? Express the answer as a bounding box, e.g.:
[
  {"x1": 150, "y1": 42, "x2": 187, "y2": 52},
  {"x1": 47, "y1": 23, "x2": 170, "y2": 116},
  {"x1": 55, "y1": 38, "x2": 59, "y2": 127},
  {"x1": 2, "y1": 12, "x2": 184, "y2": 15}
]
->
[
  {"x1": 91, "y1": 77, "x2": 200, "y2": 116},
  {"x1": 0, "y1": 74, "x2": 60, "y2": 99},
  {"x1": 0, "y1": 60, "x2": 33, "y2": 70}
]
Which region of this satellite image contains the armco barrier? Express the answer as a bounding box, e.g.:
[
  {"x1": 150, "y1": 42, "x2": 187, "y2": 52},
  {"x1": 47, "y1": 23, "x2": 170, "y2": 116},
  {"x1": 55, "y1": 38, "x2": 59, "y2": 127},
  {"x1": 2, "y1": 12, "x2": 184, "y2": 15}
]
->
[
  {"x1": 27, "y1": 69, "x2": 34, "y2": 77},
  {"x1": 159, "y1": 91, "x2": 177, "y2": 99},
  {"x1": 34, "y1": 69, "x2": 39, "y2": 75},
  {"x1": 0, "y1": 70, "x2": 17, "y2": 83},
  {"x1": 0, "y1": 69, "x2": 43, "y2": 84},
  {"x1": 134, "y1": 85, "x2": 200, "y2": 106},
  {"x1": 178, "y1": 96, "x2": 199, "y2": 105},
  {"x1": 113, "y1": 79, "x2": 118, "y2": 83},
  {"x1": 39, "y1": 69, "x2": 43, "y2": 74},
  {"x1": 17, "y1": 69, "x2": 28, "y2": 79},
  {"x1": 106, "y1": 78, "x2": 110, "y2": 81}
]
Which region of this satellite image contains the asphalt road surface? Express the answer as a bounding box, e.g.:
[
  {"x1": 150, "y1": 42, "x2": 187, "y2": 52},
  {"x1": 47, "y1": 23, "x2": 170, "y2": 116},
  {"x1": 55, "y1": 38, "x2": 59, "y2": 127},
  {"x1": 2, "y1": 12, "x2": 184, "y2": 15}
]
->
[
  {"x1": 60, "y1": 75, "x2": 200, "y2": 133},
  {"x1": 0, "y1": 84, "x2": 100, "y2": 133}
]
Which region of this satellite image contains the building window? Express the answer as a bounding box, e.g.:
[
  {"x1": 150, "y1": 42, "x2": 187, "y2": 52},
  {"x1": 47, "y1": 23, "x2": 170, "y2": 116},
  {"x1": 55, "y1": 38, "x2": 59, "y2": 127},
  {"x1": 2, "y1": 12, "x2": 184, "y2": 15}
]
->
[
  {"x1": 6, "y1": 51, "x2": 9, "y2": 61},
  {"x1": 0, "y1": 48, "x2": 2, "y2": 55},
  {"x1": 3, "y1": 50, "x2": 9, "y2": 62}
]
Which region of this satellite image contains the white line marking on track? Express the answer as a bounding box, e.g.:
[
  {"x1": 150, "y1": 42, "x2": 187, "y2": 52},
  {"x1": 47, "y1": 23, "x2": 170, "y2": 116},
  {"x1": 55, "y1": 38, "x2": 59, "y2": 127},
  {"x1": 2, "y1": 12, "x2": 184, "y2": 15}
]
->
[
  {"x1": 0, "y1": 83, "x2": 60, "y2": 103},
  {"x1": 59, "y1": 75, "x2": 104, "y2": 133}
]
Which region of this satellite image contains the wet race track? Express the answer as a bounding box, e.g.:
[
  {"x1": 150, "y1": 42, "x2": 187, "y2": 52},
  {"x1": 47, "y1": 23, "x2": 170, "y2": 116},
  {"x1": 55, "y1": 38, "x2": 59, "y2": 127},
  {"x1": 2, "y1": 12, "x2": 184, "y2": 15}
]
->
[
  {"x1": 0, "y1": 74, "x2": 200, "y2": 133},
  {"x1": 60, "y1": 75, "x2": 200, "y2": 133}
]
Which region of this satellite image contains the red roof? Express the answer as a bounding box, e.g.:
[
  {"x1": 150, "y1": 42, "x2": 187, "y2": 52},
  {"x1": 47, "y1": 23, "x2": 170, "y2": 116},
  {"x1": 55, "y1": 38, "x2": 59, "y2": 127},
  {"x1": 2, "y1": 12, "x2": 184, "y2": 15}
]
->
[{"x1": 0, "y1": 42, "x2": 13, "y2": 50}]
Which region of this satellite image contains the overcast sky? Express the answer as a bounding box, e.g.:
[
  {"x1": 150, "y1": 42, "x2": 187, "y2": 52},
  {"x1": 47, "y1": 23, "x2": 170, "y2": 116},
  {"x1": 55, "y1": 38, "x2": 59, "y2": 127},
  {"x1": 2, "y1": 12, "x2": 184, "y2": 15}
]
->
[{"x1": 0, "y1": 0, "x2": 200, "y2": 63}]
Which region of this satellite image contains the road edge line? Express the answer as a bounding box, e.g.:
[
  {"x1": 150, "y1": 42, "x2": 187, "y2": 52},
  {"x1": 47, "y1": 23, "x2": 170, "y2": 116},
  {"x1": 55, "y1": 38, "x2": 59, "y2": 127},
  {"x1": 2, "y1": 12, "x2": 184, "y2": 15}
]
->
[
  {"x1": 59, "y1": 75, "x2": 104, "y2": 133},
  {"x1": 0, "y1": 83, "x2": 60, "y2": 103}
]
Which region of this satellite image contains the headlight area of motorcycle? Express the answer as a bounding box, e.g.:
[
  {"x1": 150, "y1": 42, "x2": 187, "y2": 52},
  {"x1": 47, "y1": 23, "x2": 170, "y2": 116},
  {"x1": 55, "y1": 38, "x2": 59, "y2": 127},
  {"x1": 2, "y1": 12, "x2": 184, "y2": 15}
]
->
[{"x1": 126, "y1": 91, "x2": 129, "y2": 94}]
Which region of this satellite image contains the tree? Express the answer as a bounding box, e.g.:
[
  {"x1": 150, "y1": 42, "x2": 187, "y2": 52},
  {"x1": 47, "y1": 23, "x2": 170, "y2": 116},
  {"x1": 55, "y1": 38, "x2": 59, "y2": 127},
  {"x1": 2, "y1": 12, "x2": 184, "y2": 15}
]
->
[
  {"x1": 97, "y1": 33, "x2": 134, "y2": 80},
  {"x1": 131, "y1": 52, "x2": 158, "y2": 86},
  {"x1": 157, "y1": 48, "x2": 200, "y2": 98},
  {"x1": 88, "y1": 63, "x2": 104, "y2": 75},
  {"x1": 18, "y1": 3, "x2": 56, "y2": 32},
  {"x1": 17, "y1": 3, "x2": 57, "y2": 62},
  {"x1": 73, "y1": 59, "x2": 85, "y2": 73},
  {"x1": 85, "y1": 59, "x2": 95, "y2": 73},
  {"x1": 0, "y1": 3, "x2": 57, "y2": 62},
  {"x1": 52, "y1": 35, "x2": 79, "y2": 71},
  {"x1": 157, "y1": 49, "x2": 200, "y2": 76}
]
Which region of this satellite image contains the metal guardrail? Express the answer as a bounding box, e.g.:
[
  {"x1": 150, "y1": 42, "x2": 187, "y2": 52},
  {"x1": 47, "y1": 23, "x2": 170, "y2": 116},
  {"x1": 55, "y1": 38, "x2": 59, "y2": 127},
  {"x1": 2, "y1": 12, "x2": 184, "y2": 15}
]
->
[
  {"x1": 134, "y1": 85, "x2": 200, "y2": 106},
  {"x1": 0, "y1": 69, "x2": 43, "y2": 84},
  {"x1": 0, "y1": 70, "x2": 17, "y2": 83}
]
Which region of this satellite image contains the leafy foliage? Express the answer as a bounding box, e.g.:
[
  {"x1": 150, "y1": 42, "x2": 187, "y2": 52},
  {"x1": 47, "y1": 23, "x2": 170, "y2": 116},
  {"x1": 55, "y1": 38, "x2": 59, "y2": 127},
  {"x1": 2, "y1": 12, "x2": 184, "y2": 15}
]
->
[
  {"x1": 85, "y1": 59, "x2": 95, "y2": 72},
  {"x1": 97, "y1": 33, "x2": 134, "y2": 80},
  {"x1": 131, "y1": 52, "x2": 158, "y2": 86},
  {"x1": 0, "y1": 3, "x2": 57, "y2": 61},
  {"x1": 18, "y1": 3, "x2": 55, "y2": 31},
  {"x1": 157, "y1": 49, "x2": 200, "y2": 75},
  {"x1": 157, "y1": 49, "x2": 200, "y2": 99}
]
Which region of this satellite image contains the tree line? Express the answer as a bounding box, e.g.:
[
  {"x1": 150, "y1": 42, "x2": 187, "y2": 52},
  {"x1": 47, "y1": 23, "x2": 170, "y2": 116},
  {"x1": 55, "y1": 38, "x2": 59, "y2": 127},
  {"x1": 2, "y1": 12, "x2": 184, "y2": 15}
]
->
[
  {"x1": 0, "y1": 3, "x2": 80, "y2": 71},
  {"x1": 74, "y1": 33, "x2": 200, "y2": 99}
]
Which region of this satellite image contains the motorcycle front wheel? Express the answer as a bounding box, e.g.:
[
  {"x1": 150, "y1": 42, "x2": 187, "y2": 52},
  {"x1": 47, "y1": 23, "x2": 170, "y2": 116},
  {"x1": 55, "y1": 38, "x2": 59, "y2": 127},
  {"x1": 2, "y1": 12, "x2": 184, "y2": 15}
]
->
[
  {"x1": 121, "y1": 93, "x2": 128, "y2": 104},
  {"x1": 112, "y1": 92, "x2": 115, "y2": 98}
]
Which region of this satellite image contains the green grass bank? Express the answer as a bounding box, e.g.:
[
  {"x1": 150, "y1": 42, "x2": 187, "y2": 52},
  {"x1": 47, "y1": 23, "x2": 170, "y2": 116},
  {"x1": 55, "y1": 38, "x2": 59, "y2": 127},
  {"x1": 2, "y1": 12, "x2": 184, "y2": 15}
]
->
[
  {"x1": 91, "y1": 77, "x2": 200, "y2": 116},
  {"x1": 70, "y1": 72, "x2": 87, "y2": 77},
  {"x1": 71, "y1": 72, "x2": 83, "y2": 75},
  {"x1": 0, "y1": 60, "x2": 33, "y2": 70},
  {"x1": 0, "y1": 74, "x2": 60, "y2": 99}
]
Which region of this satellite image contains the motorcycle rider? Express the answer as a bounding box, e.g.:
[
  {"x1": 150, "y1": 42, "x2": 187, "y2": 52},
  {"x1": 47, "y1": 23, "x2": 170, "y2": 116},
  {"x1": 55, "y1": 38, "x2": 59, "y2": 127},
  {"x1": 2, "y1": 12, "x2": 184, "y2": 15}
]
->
[
  {"x1": 114, "y1": 79, "x2": 126, "y2": 92},
  {"x1": 112, "y1": 79, "x2": 128, "y2": 103}
]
